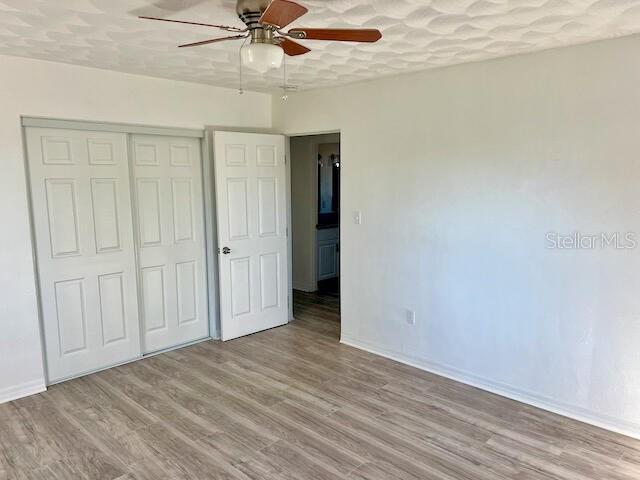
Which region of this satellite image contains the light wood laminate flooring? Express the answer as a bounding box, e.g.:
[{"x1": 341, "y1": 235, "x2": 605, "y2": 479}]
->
[{"x1": 1, "y1": 291, "x2": 639, "y2": 479}]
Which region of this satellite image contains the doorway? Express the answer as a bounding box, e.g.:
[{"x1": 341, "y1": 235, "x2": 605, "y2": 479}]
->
[{"x1": 290, "y1": 133, "x2": 341, "y2": 327}]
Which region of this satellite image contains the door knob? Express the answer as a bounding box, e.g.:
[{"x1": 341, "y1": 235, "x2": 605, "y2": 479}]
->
[{"x1": 222, "y1": 247, "x2": 231, "y2": 255}]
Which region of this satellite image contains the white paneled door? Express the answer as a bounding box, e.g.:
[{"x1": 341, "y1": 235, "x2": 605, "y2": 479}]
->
[
  {"x1": 132, "y1": 134, "x2": 208, "y2": 353},
  {"x1": 214, "y1": 132, "x2": 288, "y2": 341},
  {"x1": 26, "y1": 128, "x2": 141, "y2": 382}
]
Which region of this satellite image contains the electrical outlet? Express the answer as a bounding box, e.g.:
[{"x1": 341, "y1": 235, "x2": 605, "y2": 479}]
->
[
  {"x1": 406, "y1": 309, "x2": 416, "y2": 325},
  {"x1": 353, "y1": 211, "x2": 362, "y2": 225}
]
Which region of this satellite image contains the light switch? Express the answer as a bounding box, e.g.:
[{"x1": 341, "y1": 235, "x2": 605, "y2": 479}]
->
[{"x1": 353, "y1": 211, "x2": 362, "y2": 225}]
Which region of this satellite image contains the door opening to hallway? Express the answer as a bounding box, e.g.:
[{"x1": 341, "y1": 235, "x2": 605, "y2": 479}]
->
[{"x1": 290, "y1": 133, "x2": 341, "y2": 327}]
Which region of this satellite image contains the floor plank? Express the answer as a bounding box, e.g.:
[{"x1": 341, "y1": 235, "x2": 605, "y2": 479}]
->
[{"x1": 1, "y1": 290, "x2": 639, "y2": 479}]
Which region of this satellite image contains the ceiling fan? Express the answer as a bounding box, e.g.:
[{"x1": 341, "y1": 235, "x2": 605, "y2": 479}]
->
[{"x1": 140, "y1": 0, "x2": 382, "y2": 73}]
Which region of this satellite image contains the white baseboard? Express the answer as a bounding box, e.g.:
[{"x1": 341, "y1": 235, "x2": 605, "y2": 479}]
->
[
  {"x1": 0, "y1": 379, "x2": 46, "y2": 404},
  {"x1": 340, "y1": 335, "x2": 640, "y2": 440}
]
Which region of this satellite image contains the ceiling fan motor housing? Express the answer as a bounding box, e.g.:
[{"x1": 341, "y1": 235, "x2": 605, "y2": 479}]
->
[{"x1": 236, "y1": 0, "x2": 271, "y2": 30}]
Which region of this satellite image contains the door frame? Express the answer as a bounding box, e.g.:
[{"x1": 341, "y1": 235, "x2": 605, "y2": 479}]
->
[
  {"x1": 21, "y1": 116, "x2": 215, "y2": 385},
  {"x1": 285, "y1": 129, "x2": 341, "y2": 322}
]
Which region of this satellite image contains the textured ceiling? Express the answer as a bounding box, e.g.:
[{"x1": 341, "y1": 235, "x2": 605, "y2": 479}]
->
[{"x1": 1, "y1": 0, "x2": 640, "y2": 92}]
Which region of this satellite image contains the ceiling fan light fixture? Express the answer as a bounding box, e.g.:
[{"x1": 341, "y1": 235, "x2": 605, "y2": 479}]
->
[{"x1": 240, "y1": 42, "x2": 284, "y2": 73}]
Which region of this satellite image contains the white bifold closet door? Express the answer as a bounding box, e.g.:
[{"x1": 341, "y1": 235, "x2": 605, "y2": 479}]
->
[
  {"x1": 131, "y1": 134, "x2": 208, "y2": 353},
  {"x1": 26, "y1": 128, "x2": 141, "y2": 383}
]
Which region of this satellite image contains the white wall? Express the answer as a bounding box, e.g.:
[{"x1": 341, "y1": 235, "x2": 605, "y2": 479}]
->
[
  {"x1": 0, "y1": 54, "x2": 271, "y2": 403},
  {"x1": 290, "y1": 133, "x2": 340, "y2": 291},
  {"x1": 274, "y1": 34, "x2": 640, "y2": 438}
]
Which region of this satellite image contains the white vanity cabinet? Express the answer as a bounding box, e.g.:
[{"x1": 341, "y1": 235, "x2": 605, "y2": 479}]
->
[{"x1": 317, "y1": 227, "x2": 339, "y2": 281}]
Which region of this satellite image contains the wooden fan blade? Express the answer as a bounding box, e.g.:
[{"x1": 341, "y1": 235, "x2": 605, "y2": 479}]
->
[
  {"x1": 259, "y1": 0, "x2": 308, "y2": 28},
  {"x1": 288, "y1": 28, "x2": 382, "y2": 43},
  {"x1": 277, "y1": 37, "x2": 311, "y2": 56},
  {"x1": 178, "y1": 35, "x2": 248, "y2": 48},
  {"x1": 139, "y1": 16, "x2": 246, "y2": 32}
]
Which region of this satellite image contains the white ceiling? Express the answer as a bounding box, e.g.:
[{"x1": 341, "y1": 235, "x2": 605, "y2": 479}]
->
[{"x1": 1, "y1": 0, "x2": 640, "y2": 92}]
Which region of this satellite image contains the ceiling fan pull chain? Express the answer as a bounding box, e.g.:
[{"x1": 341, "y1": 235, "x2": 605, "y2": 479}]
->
[
  {"x1": 282, "y1": 54, "x2": 288, "y2": 101},
  {"x1": 238, "y1": 36, "x2": 249, "y2": 95}
]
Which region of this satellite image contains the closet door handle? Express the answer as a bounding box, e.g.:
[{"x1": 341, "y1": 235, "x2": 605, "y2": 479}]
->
[{"x1": 222, "y1": 247, "x2": 231, "y2": 255}]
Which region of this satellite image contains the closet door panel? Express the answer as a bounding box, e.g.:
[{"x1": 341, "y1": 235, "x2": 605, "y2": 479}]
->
[
  {"x1": 132, "y1": 135, "x2": 208, "y2": 353},
  {"x1": 26, "y1": 128, "x2": 141, "y2": 383}
]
